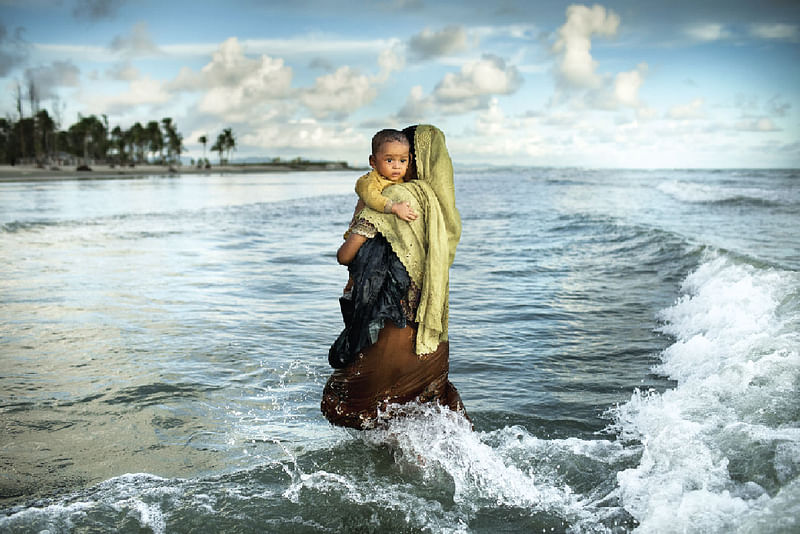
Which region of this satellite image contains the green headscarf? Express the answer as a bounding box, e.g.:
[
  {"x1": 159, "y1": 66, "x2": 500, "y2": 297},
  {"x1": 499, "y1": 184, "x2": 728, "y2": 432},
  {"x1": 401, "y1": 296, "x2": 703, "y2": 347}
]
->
[{"x1": 360, "y1": 125, "x2": 461, "y2": 355}]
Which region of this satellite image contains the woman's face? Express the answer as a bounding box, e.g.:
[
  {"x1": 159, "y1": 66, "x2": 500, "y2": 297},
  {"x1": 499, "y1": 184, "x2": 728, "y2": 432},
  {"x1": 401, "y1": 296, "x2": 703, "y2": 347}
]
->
[{"x1": 370, "y1": 140, "x2": 410, "y2": 182}]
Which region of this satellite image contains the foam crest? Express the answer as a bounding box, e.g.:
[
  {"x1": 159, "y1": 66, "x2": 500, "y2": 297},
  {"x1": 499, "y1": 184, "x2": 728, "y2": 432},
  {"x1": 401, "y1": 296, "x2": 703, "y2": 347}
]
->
[
  {"x1": 656, "y1": 180, "x2": 782, "y2": 205},
  {"x1": 0, "y1": 474, "x2": 172, "y2": 534},
  {"x1": 365, "y1": 404, "x2": 641, "y2": 530},
  {"x1": 370, "y1": 405, "x2": 577, "y2": 511},
  {"x1": 280, "y1": 403, "x2": 642, "y2": 531},
  {"x1": 611, "y1": 254, "x2": 800, "y2": 532}
]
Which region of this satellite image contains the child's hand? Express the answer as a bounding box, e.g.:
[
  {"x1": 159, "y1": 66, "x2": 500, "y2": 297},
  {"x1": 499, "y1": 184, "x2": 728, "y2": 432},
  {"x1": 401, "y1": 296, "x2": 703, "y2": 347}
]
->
[{"x1": 391, "y1": 201, "x2": 418, "y2": 222}]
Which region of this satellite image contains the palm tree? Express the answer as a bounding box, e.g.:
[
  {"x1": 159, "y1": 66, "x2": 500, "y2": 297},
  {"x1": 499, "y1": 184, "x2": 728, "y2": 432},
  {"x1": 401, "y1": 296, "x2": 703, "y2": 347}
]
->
[
  {"x1": 145, "y1": 120, "x2": 163, "y2": 163},
  {"x1": 15, "y1": 81, "x2": 25, "y2": 162},
  {"x1": 222, "y1": 127, "x2": 236, "y2": 164},
  {"x1": 160, "y1": 117, "x2": 183, "y2": 165},
  {"x1": 198, "y1": 135, "x2": 207, "y2": 167},
  {"x1": 128, "y1": 122, "x2": 145, "y2": 164},
  {"x1": 68, "y1": 114, "x2": 106, "y2": 168},
  {"x1": 100, "y1": 114, "x2": 110, "y2": 161},
  {"x1": 211, "y1": 133, "x2": 225, "y2": 165},
  {"x1": 34, "y1": 109, "x2": 55, "y2": 165},
  {"x1": 110, "y1": 125, "x2": 125, "y2": 165},
  {"x1": 0, "y1": 118, "x2": 17, "y2": 165}
]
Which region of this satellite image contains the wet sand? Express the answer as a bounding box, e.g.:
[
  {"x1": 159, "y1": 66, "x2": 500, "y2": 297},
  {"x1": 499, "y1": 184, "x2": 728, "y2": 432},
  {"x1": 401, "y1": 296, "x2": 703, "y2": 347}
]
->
[{"x1": 0, "y1": 162, "x2": 358, "y2": 182}]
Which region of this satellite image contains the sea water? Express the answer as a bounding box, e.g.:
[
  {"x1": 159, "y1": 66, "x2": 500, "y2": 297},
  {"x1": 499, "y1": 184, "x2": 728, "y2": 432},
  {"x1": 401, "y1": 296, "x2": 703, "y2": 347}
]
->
[{"x1": 0, "y1": 168, "x2": 797, "y2": 533}]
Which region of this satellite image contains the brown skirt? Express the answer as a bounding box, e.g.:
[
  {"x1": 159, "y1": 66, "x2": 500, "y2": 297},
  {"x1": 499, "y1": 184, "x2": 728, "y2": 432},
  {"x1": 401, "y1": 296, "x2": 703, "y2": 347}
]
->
[{"x1": 321, "y1": 322, "x2": 467, "y2": 430}]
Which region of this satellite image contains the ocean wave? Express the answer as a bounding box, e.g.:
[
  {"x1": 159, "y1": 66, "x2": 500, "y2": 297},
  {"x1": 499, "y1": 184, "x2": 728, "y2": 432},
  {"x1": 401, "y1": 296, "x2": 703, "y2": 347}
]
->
[
  {"x1": 287, "y1": 404, "x2": 640, "y2": 532},
  {"x1": 656, "y1": 180, "x2": 787, "y2": 206},
  {"x1": 609, "y1": 253, "x2": 800, "y2": 532},
  {"x1": 1, "y1": 220, "x2": 64, "y2": 233},
  {"x1": 0, "y1": 404, "x2": 638, "y2": 533}
]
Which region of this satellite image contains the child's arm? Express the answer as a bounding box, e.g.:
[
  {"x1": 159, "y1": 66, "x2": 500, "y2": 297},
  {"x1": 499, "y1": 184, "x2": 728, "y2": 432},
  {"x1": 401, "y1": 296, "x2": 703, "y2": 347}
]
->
[
  {"x1": 355, "y1": 173, "x2": 393, "y2": 213},
  {"x1": 337, "y1": 233, "x2": 368, "y2": 265},
  {"x1": 355, "y1": 174, "x2": 417, "y2": 222}
]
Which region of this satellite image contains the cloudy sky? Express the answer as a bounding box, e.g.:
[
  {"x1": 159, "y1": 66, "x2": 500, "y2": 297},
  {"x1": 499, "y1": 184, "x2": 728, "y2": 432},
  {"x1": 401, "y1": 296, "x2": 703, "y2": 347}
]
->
[{"x1": 2, "y1": 0, "x2": 798, "y2": 168}]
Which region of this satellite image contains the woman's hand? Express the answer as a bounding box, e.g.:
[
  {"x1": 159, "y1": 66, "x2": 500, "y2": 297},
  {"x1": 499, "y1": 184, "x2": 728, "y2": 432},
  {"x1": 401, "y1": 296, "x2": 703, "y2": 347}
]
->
[{"x1": 337, "y1": 233, "x2": 367, "y2": 265}]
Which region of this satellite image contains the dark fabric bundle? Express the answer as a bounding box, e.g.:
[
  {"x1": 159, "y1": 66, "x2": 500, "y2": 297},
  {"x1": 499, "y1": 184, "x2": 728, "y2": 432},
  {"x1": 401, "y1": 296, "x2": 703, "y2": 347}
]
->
[{"x1": 328, "y1": 234, "x2": 411, "y2": 368}]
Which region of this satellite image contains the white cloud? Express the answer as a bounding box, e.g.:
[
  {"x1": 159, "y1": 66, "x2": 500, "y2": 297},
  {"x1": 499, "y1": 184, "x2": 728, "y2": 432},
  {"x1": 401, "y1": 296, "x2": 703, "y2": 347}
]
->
[
  {"x1": 562, "y1": 61, "x2": 648, "y2": 113},
  {"x1": 613, "y1": 62, "x2": 647, "y2": 108},
  {"x1": 433, "y1": 54, "x2": 522, "y2": 111},
  {"x1": 167, "y1": 37, "x2": 293, "y2": 122},
  {"x1": 684, "y1": 23, "x2": 730, "y2": 42},
  {"x1": 301, "y1": 66, "x2": 377, "y2": 119},
  {"x1": 241, "y1": 119, "x2": 367, "y2": 152},
  {"x1": 397, "y1": 85, "x2": 432, "y2": 120},
  {"x1": 668, "y1": 98, "x2": 706, "y2": 120},
  {"x1": 396, "y1": 54, "x2": 522, "y2": 117},
  {"x1": 92, "y1": 75, "x2": 171, "y2": 114},
  {"x1": 106, "y1": 61, "x2": 140, "y2": 81},
  {"x1": 476, "y1": 97, "x2": 506, "y2": 137},
  {"x1": 375, "y1": 48, "x2": 405, "y2": 82},
  {"x1": 552, "y1": 4, "x2": 619, "y2": 89},
  {"x1": 200, "y1": 37, "x2": 291, "y2": 94},
  {"x1": 167, "y1": 66, "x2": 201, "y2": 90},
  {"x1": 749, "y1": 23, "x2": 799, "y2": 41},
  {"x1": 456, "y1": 103, "x2": 545, "y2": 159},
  {"x1": 408, "y1": 26, "x2": 470, "y2": 60}
]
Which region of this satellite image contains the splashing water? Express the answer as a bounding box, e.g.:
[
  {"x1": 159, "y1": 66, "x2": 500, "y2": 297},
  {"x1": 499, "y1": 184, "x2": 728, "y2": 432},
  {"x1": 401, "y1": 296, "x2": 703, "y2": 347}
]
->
[{"x1": 610, "y1": 254, "x2": 800, "y2": 533}]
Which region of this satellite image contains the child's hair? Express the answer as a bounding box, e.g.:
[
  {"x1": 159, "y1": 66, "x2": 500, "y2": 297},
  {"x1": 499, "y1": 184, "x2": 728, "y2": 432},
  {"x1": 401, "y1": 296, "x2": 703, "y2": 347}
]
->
[{"x1": 371, "y1": 129, "x2": 410, "y2": 155}]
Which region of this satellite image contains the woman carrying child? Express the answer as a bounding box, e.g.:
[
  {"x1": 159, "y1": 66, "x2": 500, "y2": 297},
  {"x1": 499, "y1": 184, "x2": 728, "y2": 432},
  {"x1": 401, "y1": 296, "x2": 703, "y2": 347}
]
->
[{"x1": 321, "y1": 124, "x2": 469, "y2": 430}]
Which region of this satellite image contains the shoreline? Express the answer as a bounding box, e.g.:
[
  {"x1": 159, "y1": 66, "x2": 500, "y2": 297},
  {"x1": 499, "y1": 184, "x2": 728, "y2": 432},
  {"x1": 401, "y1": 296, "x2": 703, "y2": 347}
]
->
[{"x1": 0, "y1": 162, "x2": 363, "y2": 183}]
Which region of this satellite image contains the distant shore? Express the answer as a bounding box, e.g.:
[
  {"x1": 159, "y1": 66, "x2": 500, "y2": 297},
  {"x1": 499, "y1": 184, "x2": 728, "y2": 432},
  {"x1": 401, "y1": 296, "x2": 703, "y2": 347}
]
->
[{"x1": 0, "y1": 162, "x2": 363, "y2": 183}]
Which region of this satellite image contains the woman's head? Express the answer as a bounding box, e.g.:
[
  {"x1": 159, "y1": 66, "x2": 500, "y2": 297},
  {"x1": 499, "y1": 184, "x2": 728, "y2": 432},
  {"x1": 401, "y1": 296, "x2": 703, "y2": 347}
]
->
[{"x1": 402, "y1": 125, "x2": 418, "y2": 181}]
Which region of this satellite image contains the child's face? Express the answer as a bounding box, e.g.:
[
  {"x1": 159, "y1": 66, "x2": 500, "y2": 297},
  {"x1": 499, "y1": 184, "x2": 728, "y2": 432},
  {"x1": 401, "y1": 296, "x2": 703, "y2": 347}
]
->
[{"x1": 370, "y1": 140, "x2": 410, "y2": 182}]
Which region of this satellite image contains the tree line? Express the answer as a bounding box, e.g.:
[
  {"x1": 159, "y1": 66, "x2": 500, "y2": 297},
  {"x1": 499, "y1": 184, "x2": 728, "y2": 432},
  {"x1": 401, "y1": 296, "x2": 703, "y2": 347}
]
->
[{"x1": 0, "y1": 84, "x2": 236, "y2": 169}]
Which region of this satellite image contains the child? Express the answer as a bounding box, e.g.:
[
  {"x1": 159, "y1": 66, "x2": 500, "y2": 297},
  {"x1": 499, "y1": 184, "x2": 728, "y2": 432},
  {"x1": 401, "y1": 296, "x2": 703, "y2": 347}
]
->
[
  {"x1": 354, "y1": 128, "x2": 418, "y2": 222},
  {"x1": 343, "y1": 129, "x2": 417, "y2": 242},
  {"x1": 341, "y1": 129, "x2": 418, "y2": 293}
]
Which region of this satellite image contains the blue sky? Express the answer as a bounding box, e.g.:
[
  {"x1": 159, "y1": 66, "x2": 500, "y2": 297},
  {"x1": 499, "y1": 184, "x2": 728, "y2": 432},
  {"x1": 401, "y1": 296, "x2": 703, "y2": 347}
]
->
[{"x1": 1, "y1": 0, "x2": 798, "y2": 168}]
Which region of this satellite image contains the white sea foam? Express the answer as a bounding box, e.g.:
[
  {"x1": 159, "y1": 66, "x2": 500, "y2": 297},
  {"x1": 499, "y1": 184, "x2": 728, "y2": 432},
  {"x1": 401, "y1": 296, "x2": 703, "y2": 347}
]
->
[
  {"x1": 366, "y1": 405, "x2": 577, "y2": 513},
  {"x1": 0, "y1": 473, "x2": 176, "y2": 534},
  {"x1": 285, "y1": 403, "x2": 639, "y2": 531},
  {"x1": 611, "y1": 254, "x2": 800, "y2": 533},
  {"x1": 656, "y1": 180, "x2": 782, "y2": 204}
]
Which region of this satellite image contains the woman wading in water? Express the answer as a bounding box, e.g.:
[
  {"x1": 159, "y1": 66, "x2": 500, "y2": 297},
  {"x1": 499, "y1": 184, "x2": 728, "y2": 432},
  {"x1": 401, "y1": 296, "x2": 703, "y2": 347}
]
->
[{"x1": 321, "y1": 124, "x2": 469, "y2": 430}]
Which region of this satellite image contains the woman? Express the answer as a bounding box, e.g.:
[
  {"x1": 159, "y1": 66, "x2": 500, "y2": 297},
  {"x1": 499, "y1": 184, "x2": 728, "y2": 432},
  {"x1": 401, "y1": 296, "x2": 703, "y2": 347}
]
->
[{"x1": 321, "y1": 125, "x2": 468, "y2": 430}]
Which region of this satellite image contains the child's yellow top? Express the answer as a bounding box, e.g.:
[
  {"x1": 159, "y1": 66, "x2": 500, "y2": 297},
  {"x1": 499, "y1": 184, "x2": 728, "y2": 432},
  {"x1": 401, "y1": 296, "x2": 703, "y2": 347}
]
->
[{"x1": 355, "y1": 169, "x2": 397, "y2": 214}]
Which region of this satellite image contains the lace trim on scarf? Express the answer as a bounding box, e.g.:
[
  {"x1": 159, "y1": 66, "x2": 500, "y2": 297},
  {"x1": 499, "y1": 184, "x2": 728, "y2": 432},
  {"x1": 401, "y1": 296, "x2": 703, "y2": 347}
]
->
[{"x1": 349, "y1": 218, "x2": 377, "y2": 239}]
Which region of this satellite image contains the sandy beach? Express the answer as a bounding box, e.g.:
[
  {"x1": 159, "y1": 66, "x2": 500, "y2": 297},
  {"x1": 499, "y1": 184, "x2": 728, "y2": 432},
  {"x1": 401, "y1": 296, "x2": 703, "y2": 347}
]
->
[{"x1": 0, "y1": 162, "x2": 358, "y2": 182}]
